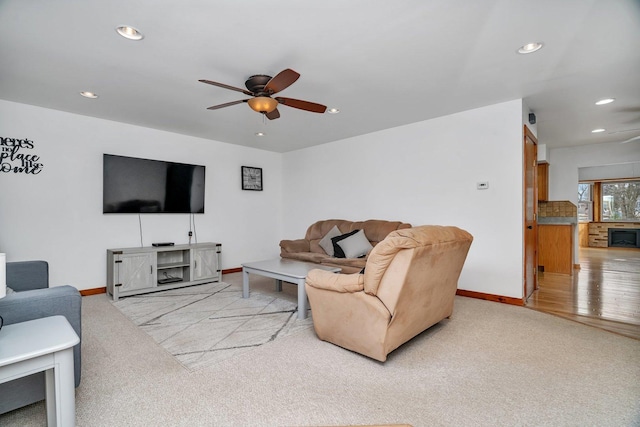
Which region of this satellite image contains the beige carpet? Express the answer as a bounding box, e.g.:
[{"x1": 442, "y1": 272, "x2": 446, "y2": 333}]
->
[
  {"x1": 111, "y1": 281, "x2": 313, "y2": 371},
  {"x1": 1, "y1": 273, "x2": 639, "y2": 426}
]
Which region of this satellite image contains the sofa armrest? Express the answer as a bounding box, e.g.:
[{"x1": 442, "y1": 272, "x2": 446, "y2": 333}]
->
[
  {"x1": 280, "y1": 238, "x2": 310, "y2": 254},
  {"x1": 6, "y1": 260, "x2": 49, "y2": 291},
  {"x1": 306, "y1": 269, "x2": 364, "y2": 293}
]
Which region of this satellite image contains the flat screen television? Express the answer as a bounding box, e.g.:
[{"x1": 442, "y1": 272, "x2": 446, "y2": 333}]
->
[{"x1": 103, "y1": 154, "x2": 205, "y2": 214}]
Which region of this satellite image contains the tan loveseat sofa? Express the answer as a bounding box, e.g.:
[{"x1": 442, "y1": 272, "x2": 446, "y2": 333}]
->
[
  {"x1": 279, "y1": 219, "x2": 412, "y2": 274},
  {"x1": 305, "y1": 225, "x2": 473, "y2": 362}
]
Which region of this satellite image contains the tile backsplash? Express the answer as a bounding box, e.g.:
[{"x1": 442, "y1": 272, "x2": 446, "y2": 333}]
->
[{"x1": 538, "y1": 201, "x2": 577, "y2": 217}]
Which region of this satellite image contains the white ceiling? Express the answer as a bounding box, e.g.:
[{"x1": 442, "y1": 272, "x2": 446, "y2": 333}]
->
[{"x1": 1, "y1": 0, "x2": 639, "y2": 153}]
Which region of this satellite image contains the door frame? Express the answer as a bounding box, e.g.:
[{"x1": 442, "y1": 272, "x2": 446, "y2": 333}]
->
[{"x1": 523, "y1": 125, "x2": 538, "y2": 301}]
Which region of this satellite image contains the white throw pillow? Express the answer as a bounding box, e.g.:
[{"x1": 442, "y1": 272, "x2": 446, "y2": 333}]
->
[
  {"x1": 318, "y1": 225, "x2": 342, "y2": 256},
  {"x1": 337, "y1": 229, "x2": 373, "y2": 258}
]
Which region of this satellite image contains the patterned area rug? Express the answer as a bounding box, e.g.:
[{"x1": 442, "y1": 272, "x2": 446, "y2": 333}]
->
[{"x1": 112, "y1": 281, "x2": 313, "y2": 371}]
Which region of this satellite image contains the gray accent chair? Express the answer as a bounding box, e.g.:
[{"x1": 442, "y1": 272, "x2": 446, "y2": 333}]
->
[{"x1": 0, "y1": 260, "x2": 82, "y2": 414}]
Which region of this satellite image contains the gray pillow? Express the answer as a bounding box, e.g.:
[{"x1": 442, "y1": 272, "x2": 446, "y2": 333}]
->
[
  {"x1": 6, "y1": 286, "x2": 15, "y2": 295},
  {"x1": 318, "y1": 225, "x2": 342, "y2": 256},
  {"x1": 337, "y1": 229, "x2": 373, "y2": 258}
]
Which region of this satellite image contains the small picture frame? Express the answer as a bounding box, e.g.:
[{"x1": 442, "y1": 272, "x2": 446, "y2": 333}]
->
[{"x1": 241, "y1": 166, "x2": 263, "y2": 191}]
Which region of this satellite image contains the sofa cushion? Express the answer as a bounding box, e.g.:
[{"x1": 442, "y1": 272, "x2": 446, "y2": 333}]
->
[
  {"x1": 331, "y1": 230, "x2": 360, "y2": 258},
  {"x1": 306, "y1": 220, "x2": 352, "y2": 254},
  {"x1": 349, "y1": 220, "x2": 412, "y2": 246},
  {"x1": 288, "y1": 219, "x2": 412, "y2": 257},
  {"x1": 318, "y1": 225, "x2": 342, "y2": 256},
  {"x1": 337, "y1": 229, "x2": 373, "y2": 258},
  {"x1": 281, "y1": 251, "x2": 331, "y2": 264}
]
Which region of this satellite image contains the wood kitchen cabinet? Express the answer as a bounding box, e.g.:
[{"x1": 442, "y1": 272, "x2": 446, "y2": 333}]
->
[
  {"x1": 537, "y1": 163, "x2": 549, "y2": 202},
  {"x1": 538, "y1": 224, "x2": 573, "y2": 275}
]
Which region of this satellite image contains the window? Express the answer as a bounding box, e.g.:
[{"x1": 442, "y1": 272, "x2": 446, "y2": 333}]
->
[
  {"x1": 601, "y1": 180, "x2": 640, "y2": 221},
  {"x1": 578, "y1": 183, "x2": 593, "y2": 222}
]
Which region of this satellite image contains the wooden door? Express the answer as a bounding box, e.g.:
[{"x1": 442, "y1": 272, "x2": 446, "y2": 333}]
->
[{"x1": 524, "y1": 126, "x2": 538, "y2": 300}]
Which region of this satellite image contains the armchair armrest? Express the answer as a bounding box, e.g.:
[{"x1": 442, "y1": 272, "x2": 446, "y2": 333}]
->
[
  {"x1": 306, "y1": 269, "x2": 364, "y2": 293},
  {"x1": 0, "y1": 285, "x2": 81, "y2": 332},
  {"x1": 280, "y1": 238, "x2": 310, "y2": 254},
  {"x1": 0, "y1": 285, "x2": 82, "y2": 413},
  {"x1": 0, "y1": 285, "x2": 82, "y2": 387},
  {"x1": 6, "y1": 260, "x2": 49, "y2": 291}
]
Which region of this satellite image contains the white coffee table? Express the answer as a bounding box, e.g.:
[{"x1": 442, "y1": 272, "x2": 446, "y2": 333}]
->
[
  {"x1": 0, "y1": 315, "x2": 79, "y2": 426},
  {"x1": 242, "y1": 259, "x2": 341, "y2": 319}
]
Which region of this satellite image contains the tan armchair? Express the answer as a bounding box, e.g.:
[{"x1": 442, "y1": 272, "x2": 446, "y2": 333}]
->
[{"x1": 305, "y1": 225, "x2": 473, "y2": 362}]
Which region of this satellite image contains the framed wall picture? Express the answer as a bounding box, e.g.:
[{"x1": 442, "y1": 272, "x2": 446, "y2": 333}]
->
[{"x1": 241, "y1": 166, "x2": 263, "y2": 191}]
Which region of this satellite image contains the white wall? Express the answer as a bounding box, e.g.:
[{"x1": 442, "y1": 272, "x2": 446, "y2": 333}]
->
[
  {"x1": 549, "y1": 143, "x2": 640, "y2": 202},
  {"x1": 579, "y1": 162, "x2": 640, "y2": 181},
  {"x1": 0, "y1": 100, "x2": 283, "y2": 290},
  {"x1": 282, "y1": 100, "x2": 526, "y2": 298},
  {"x1": 522, "y1": 99, "x2": 537, "y2": 139}
]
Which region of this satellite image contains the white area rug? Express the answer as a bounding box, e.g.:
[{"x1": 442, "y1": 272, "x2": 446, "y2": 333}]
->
[{"x1": 112, "y1": 282, "x2": 313, "y2": 371}]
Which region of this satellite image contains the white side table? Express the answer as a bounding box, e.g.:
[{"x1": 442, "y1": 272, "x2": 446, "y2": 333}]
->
[{"x1": 0, "y1": 315, "x2": 80, "y2": 426}]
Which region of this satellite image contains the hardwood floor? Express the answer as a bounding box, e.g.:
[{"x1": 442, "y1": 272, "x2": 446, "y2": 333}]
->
[{"x1": 526, "y1": 247, "x2": 640, "y2": 340}]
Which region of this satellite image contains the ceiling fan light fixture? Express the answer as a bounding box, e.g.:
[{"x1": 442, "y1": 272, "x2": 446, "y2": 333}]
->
[
  {"x1": 116, "y1": 25, "x2": 144, "y2": 40},
  {"x1": 595, "y1": 98, "x2": 615, "y2": 105},
  {"x1": 248, "y1": 97, "x2": 278, "y2": 113},
  {"x1": 328, "y1": 108, "x2": 340, "y2": 114},
  {"x1": 517, "y1": 42, "x2": 543, "y2": 54}
]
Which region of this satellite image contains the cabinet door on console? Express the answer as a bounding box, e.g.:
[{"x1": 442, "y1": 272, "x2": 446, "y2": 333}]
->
[
  {"x1": 115, "y1": 253, "x2": 155, "y2": 292},
  {"x1": 193, "y1": 247, "x2": 219, "y2": 280}
]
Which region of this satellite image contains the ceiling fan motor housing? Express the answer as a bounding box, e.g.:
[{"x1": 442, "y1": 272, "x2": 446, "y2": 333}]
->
[{"x1": 246, "y1": 75, "x2": 273, "y2": 95}]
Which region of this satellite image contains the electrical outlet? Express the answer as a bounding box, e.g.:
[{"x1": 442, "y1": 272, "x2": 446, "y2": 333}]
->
[{"x1": 477, "y1": 181, "x2": 489, "y2": 190}]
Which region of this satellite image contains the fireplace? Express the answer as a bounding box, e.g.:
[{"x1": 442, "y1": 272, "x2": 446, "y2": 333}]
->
[{"x1": 608, "y1": 228, "x2": 640, "y2": 248}]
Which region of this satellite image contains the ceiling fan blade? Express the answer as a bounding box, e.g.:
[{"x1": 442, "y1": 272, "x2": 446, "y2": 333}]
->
[
  {"x1": 206, "y1": 99, "x2": 248, "y2": 110},
  {"x1": 621, "y1": 135, "x2": 640, "y2": 143},
  {"x1": 265, "y1": 108, "x2": 280, "y2": 120},
  {"x1": 264, "y1": 69, "x2": 300, "y2": 95},
  {"x1": 275, "y1": 97, "x2": 327, "y2": 113},
  {"x1": 199, "y1": 79, "x2": 254, "y2": 96}
]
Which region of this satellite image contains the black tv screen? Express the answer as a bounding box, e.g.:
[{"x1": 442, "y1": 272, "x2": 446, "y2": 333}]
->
[{"x1": 103, "y1": 154, "x2": 205, "y2": 214}]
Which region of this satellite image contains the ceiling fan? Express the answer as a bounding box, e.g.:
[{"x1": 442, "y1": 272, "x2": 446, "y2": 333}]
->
[
  {"x1": 609, "y1": 127, "x2": 640, "y2": 144},
  {"x1": 199, "y1": 69, "x2": 326, "y2": 120},
  {"x1": 620, "y1": 135, "x2": 640, "y2": 144}
]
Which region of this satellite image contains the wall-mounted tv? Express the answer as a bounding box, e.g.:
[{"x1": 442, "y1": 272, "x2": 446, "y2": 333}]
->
[{"x1": 103, "y1": 154, "x2": 205, "y2": 214}]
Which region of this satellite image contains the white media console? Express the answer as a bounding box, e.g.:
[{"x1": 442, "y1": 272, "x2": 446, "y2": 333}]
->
[{"x1": 106, "y1": 242, "x2": 221, "y2": 301}]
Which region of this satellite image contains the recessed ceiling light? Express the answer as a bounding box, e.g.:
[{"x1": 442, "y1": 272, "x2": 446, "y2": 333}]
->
[
  {"x1": 116, "y1": 25, "x2": 144, "y2": 40},
  {"x1": 517, "y1": 42, "x2": 543, "y2": 54},
  {"x1": 327, "y1": 108, "x2": 340, "y2": 114},
  {"x1": 255, "y1": 132, "x2": 265, "y2": 137},
  {"x1": 80, "y1": 91, "x2": 98, "y2": 99},
  {"x1": 595, "y1": 98, "x2": 615, "y2": 105},
  {"x1": 591, "y1": 128, "x2": 606, "y2": 133}
]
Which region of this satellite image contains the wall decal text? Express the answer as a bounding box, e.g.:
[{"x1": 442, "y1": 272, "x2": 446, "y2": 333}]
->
[{"x1": 1, "y1": 136, "x2": 44, "y2": 174}]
